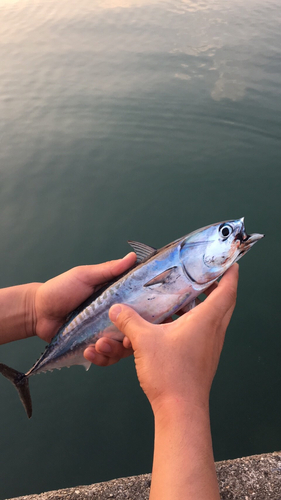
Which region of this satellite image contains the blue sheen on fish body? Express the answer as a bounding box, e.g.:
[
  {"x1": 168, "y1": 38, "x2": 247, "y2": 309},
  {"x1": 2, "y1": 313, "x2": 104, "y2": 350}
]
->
[{"x1": 0, "y1": 218, "x2": 264, "y2": 417}]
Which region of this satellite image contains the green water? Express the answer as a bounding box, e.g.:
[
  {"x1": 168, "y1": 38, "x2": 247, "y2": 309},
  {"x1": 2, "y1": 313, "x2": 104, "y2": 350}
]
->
[{"x1": 0, "y1": 0, "x2": 280, "y2": 498}]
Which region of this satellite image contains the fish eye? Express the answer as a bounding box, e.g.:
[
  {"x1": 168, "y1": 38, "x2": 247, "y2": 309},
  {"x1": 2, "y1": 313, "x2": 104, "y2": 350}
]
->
[{"x1": 219, "y1": 224, "x2": 233, "y2": 238}]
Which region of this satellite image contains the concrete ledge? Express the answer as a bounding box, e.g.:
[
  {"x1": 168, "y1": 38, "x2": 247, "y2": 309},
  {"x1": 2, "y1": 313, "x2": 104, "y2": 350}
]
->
[{"x1": 8, "y1": 452, "x2": 281, "y2": 500}]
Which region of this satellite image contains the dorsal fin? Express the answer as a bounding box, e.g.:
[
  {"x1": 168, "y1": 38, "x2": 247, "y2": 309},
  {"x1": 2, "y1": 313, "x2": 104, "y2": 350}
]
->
[{"x1": 127, "y1": 241, "x2": 157, "y2": 263}]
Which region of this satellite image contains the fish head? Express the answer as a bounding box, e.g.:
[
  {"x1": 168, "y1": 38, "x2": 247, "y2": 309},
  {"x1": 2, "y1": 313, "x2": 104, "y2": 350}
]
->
[{"x1": 180, "y1": 217, "x2": 264, "y2": 286}]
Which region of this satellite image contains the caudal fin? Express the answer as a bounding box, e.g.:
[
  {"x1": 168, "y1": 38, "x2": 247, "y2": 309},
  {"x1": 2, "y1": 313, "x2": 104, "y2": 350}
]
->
[{"x1": 0, "y1": 363, "x2": 32, "y2": 418}]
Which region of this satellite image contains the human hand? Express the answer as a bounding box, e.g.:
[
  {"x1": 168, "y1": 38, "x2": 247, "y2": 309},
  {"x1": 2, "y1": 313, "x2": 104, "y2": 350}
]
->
[
  {"x1": 108, "y1": 264, "x2": 239, "y2": 414},
  {"x1": 32, "y1": 253, "x2": 136, "y2": 365}
]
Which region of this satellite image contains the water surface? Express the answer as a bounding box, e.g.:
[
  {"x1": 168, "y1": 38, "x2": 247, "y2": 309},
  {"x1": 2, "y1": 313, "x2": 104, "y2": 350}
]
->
[{"x1": 0, "y1": 0, "x2": 280, "y2": 498}]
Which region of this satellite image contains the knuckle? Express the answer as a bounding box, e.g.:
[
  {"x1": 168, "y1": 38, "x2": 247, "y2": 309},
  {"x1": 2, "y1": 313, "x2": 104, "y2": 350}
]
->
[{"x1": 70, "y1": 265, "x2": 88, "y2": 281}]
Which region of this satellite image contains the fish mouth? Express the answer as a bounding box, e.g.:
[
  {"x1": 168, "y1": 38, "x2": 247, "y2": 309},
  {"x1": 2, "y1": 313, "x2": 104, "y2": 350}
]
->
[{"x1": 236, "y1": 218, "x2": 264, "y2": 256}]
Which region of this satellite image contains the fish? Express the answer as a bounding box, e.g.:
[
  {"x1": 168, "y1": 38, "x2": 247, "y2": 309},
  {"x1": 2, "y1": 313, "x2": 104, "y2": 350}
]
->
[{"x1": 0, "y1": 217, "x2": 263, "y2": 418}]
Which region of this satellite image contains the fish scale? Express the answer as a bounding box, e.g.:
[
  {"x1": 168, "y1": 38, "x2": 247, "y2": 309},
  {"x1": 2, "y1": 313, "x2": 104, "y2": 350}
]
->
[{"x1": 0, "y1": 218, "x2": 264, "y2": 417}]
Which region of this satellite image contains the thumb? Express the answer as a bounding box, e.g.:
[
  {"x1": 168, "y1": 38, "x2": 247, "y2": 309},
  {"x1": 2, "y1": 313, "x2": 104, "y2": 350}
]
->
[
  {"x1": 202, "y1": 263, "x2": 239, "y2": 323},
  {"x1": 109, "y1": 304, "x2": 149, "y2": 347}
]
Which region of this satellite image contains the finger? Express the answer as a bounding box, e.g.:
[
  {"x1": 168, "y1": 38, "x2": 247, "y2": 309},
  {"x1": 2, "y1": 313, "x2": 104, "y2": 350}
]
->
[
  {"x1": 175, "y1": 264, "x2": 238, "y2": 331},
  {"x1": 95, "y1": 252, "x2": 137, "y2": 282},
  {"x1": 109, "y1": 304, "x2": 150, "y2": 346},
  {"x1": 83, "y1": 346, "x2": 116, "y2": 367},
  {"x1": 202, "y1": 264, "x2": 239, "y2": 322},
  {"x1": 203, "y1": 281, "x2": 219, "y2": 297},
  {"x1": 123, "y1": 336, "x2": 132, "y2": 349},
  {"x1": 40, "y1": 252, "x2": 137, "y2": 319},
  {"x1": 95, "y1": 337, "x2": 133, "y2": 359},
  {"x1": 72, "y1": 252, "x2": 137, "y2": 288},
  {"x1": 83, "y1": 341, "x2": 132, "y2": 367}
]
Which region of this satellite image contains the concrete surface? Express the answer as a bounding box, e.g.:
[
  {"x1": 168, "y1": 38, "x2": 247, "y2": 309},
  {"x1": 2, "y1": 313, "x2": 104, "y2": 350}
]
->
[{"x1": 7, "y1": 451, "x2": 281, "y2": 500}]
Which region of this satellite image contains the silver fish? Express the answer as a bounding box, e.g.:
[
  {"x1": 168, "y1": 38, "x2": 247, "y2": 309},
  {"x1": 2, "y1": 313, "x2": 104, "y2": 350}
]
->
[{"x1": 0, "y1": 218, "x2": 263, "y2": 417}]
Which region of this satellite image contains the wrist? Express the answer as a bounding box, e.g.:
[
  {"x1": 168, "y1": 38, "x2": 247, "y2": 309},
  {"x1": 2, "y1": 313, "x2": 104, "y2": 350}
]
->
[
  {"x1": 151, "y1": 393, "x2": 210, "y2": 425},
  {"x1": 0, "y1": 283, "x2": 41, "y2": 344},
  {"x1": 24, "y1": 283, "x2": 41, "y2": 339}
]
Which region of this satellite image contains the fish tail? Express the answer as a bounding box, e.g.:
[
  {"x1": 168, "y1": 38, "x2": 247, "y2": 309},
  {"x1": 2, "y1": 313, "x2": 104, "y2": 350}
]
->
[{"x1": 0, "y1": 363, "x2": 32, "y2": 418}]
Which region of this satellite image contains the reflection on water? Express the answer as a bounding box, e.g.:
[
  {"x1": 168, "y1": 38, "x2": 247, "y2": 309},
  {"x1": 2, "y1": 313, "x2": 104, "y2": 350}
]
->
[{"x1": 0, "y1": 0, "x2": 280, "y2": 498}]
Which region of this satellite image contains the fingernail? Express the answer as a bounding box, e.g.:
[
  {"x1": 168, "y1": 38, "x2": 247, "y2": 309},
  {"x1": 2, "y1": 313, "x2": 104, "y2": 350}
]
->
[
  {"x1": 109, "y1": 305, "x2": 122, "y2": 322},
  {"x1": 123, "y1": 336, "x2": 132, "y2": 349}
]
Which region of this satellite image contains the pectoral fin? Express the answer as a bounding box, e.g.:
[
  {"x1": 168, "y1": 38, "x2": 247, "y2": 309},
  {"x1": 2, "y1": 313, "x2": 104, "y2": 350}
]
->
[{"x1": 144, "y1": 267, "x2": 178, "y2": 287}]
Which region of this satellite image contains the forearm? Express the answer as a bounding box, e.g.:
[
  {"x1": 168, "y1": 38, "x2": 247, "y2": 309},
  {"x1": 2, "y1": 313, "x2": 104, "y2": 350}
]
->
[
  {"x1": 150, "y1": 399, "x2": 220, "y2": 500},
  {"x1": 0, "y1": 284, "x2": 40, "y2": 344}
]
